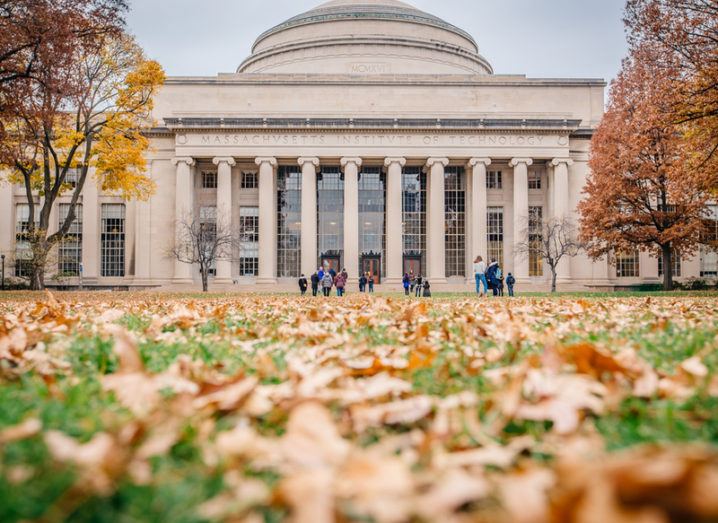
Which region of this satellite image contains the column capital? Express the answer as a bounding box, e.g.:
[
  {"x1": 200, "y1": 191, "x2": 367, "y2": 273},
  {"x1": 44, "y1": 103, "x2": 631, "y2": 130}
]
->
[
  {"x1": 297, "y1": 157, "x2": 320, "y2": 168},
  {"x1": 551, "y1": 158, "x2": 574, "y2": 167},
  {"x1": 172, "y1": 157, "x2": 195, "y2": 167},
  {"x1": 509, "y1": 158, "x2": 534, "y2": 167},
  {"x1": 340, "y1": 157, "x2": 363, "y2": 170},
  {"x1": 426, "y1": 157, "x2": 450, "y2": 169},
  {"x1": 384, "y1": 157, "x2": 406, "y2": 168},
  {"x1": 255, "y1": 157, "x2": 277, "y2": 168},
  {"x1": 212, "y1": 157, "x2": 236, "y2": 167},
  {"x1": 468, "y1": 158, "x2": 492, "y2": 168}
]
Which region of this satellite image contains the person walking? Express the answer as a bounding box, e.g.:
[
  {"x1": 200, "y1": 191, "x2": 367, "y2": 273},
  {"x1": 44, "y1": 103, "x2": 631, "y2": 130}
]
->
[
  {"x1": 473, "y1": 256, "x2": 488, "y2": 296},
  {"x1": 402, "y1": 273, "x2": 411, "y2": 295},
  {"x1": 496, "y1": 266, "x2": 504, "y2": 297},
  {"x1": 322, "y1": 271, "x2": 334, "y2": 297},
  {"x1": 335, "y1": 271, "x2": 346, "y2": 297},
  {"x1": 409, "y1": 270, "x2": 416, "y2": 295},
  {"x1": 414, "y1": 274, "x2": 423, "y2": 297},
  {"x1": 486, "y1": 259, "x2": 500, "y2": 297},
  {"x1": 298, "y1": 274, "x2": 308, "y2": 296},
  {"x1": 506, "y1": 273, "x2": 516, "y2": 297},
  {"x1": 359, "y1": 273, "x2": 368, "y2": 293},
  {"x1": 310, "y1": 271, "x2": 320, "y2": 297},
  {"x1": 368, "y1": 274, "x2": 375, "y2": 293},
  {"x1": 318, "y1": 267, "x2": 325, "y2": 284}
]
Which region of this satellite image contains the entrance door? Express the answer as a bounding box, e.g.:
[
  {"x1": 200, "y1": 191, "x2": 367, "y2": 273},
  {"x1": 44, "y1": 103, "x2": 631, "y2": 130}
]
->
[
  {"x1": 321, "y1": 254, "x2": 341, "y2": 274},
  {"x1": 403, "y1": 255, "x2": 423, "y2": 278},
  {"x1": 361, "y1": 255, "x2": 381, "y2": 284}
]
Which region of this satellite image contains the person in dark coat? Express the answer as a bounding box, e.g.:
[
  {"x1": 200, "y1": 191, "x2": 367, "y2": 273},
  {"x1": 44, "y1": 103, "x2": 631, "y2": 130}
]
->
[
  {"x1": 368, "y1": 274, "x2": 375, "y2": 293},
  {"x1": 486, "y1": 259, "x2": 500, "y2": 297},
  {"x1": 298, "y1": 274, "x2": 308, "y2": 295},
  {"x1": 310, "y1": 272, "x2": 320, "y2": 297},
  {"x1": 414, "y1": 274, "x2": 423, "y2": 297},
  {"x1": 422, "y1": 280, "x2": 432, "y2": 298},
  {"x1": 359, "y1": 273, "x2": 368, "y2": 293},
  {"x1": 506, "y1": 273, "x2": 516, "y2": 297}
]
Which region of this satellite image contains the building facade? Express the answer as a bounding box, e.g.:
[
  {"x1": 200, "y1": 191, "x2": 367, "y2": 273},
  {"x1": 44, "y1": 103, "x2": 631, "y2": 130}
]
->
[{"x1": 0, "y1": 0, "x2": 709, "y2": 289}]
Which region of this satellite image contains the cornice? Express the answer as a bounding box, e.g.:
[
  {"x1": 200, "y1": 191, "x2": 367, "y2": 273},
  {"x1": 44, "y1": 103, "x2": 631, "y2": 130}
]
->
[{"x1": 164, "y1": 74, "x2": 607, "y2": 88}]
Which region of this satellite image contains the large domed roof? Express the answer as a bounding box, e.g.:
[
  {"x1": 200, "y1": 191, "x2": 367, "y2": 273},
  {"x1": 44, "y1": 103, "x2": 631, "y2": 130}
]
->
[{"x1": 238, "y1": 0, "x2": 492, "y2": 75}]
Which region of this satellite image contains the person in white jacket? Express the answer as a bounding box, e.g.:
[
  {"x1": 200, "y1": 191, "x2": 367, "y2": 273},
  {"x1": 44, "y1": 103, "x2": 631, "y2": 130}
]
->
[{"x1": 473, "y1": 256, "x2": 488, "y2": 296}]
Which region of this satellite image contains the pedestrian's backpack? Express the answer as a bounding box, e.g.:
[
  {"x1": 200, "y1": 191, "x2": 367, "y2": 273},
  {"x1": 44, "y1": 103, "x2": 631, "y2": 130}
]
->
[{"x1": 507, "y1": 275, "x2": 515, "y2": 285}]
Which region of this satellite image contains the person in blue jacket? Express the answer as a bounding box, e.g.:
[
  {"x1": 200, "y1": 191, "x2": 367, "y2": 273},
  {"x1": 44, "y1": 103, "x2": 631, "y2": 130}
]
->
[
  {"x1": 402, "y1": 273, "x2": 411, "y2": 295},
  {"x1": 486, "y1": 259, "x2": 500, "y2": 297}
]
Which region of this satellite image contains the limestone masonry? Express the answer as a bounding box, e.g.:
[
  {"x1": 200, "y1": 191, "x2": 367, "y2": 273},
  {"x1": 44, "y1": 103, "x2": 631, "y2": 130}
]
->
[{"x1": 3, "y1": 0, "x2": 713, "y2": 289}]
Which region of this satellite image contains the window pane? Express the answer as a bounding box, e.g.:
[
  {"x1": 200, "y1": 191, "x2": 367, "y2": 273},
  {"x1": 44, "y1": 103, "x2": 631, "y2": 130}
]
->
[
  {"x1": 317, "y1": 166, "x2": 343, "y2": 265},
  {"x1": 529, "y1": 206, "x2": 543, "y2": 277},
  {"x1": 58, "y1": 203, "x2": 83, "y2": 276},
  {"x1": 240, "y1": 206, "x2": 259, "y2": 276},
  {"x1": 616, "y1": 250, "x2": 640, "y2": 278},
  {"x1": 359, "y1": 167, "x2": 386, "y2": 278},
  {"x1": 402, "y1": 167, "x2": 426, "y2": 271},
  {"x1": 277, "y1": 166, "x2": 302, "y2": 277},
  {"x1": 487, "y1": 207, "x2": 504, "y2": 267},
  {"x1": 202, "y1": 171, "x2": 217, "y2": 189},
  {"x1": 101, "y1": 204, "x2": 125, "y2": 277},
  {"x1": 445, "y1": 166, "x2": 466, "y2": 277}
]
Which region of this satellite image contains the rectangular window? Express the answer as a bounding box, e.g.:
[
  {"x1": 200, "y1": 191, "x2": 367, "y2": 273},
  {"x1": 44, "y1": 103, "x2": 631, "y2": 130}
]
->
[
  {"x1": 487, "y1": 171, "x2": 503, "y2": 190},
  {"x1": 658, "y1": 252, "x2": 682, "y2": 278},
  {"x1": 239, "y1": 206, "x2": 259, "y2": 276},
  {"x1": 65, "y1": 167, "x2": 80, "y2": 188},
  {"x1": 241, "y1": 171, "x2": 258, "y2": 189},
  {"x1": 445, "y1": 166, "x2": 466, "y2": 277},
  {"x1": 402, "y1": 167, "x2": 426, "y2": 271},
  {"x1": 277, "y1": 166, "x2": 302, "y2": 278},
  {"x1": 701, "y1": 205, "x2": 718, "y2": 277},
  {"x1": 199, "y1": 206, "x2": 217, "y2": 276},
  {"x1": 487, "y1": 207, "x2": 504, "y2": 268},
  {"x1": 528, "y1": 171, "x2": 542, "y2": 190},
  {"x1": 14, "y1": 203, "x2": 35, "y2": 278},
  {"x1": 528, "y1": 206, "x2": 543, "y2": 277},
  {"x1": 616, "y1": 250, "x2": 640, "y2": 278},
  {"x1": 101, "y1": 204, "x2": 125, "y2": 277},
  {"x1": 317, "y1": 166, "x2": 344, "y2": 264},
  {"x1": 58, "y1": 203, "x2": 83, "y2": 276},
  {"x1": 359, "y1": 166, "x2": 386, "y2": 277},
  {"x1": 201, "y1": 171, "x2": 217, "y2": 189}
]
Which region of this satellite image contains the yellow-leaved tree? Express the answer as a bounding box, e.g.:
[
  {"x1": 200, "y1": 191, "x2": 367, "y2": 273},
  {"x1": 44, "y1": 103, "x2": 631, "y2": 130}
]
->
[{"x1": 0, "y1": 35, "x2": 165, "y2": 289}]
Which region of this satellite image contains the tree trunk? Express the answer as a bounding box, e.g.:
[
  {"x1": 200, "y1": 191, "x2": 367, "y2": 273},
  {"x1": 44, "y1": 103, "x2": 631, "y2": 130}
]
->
[
  {"x1": 551, "y1": 266, "x2": 558, "y2": 293},
  {"x1": 661, "y1": 244, "x2": 674, "y2": 291},
  {"x1": 201, "y1": 267, "x2": 208, "y2": 292},
  {"x1": 30, "y1": 267, "x2": 45, "y2": 291}
]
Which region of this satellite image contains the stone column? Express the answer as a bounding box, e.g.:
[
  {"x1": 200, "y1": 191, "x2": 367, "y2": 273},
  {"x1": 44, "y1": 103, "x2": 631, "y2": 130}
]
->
[
  {"x1": 0, "y1": 181, "x2": 14, "y2": 262},
  {"x1": 81, "y1": 172, "x2": 99, "y2": 283},
  {"x1": 134, "y1": 162, "x2": 152, "y2": 283},
  {"x1": 172, "y1": 157, "x2": 195, "y2": 283},
  {"x1": 298, "y1": 157, "x2": 319, "y2": 277},
  {"x1": 384, "y1": 157, "x2": 405, "y2": 285},
  {"x1": 426, "y1": 157, "x2": 449, "y2": 283},
  {"x1": 256, "y1": 157, "x2": 277, "y2": 284},
  {"x1": 510, "y1": 158, "x2": 532, "y2": 280},
  {"x1": 468, "y1": 158, "x2": 491, "y2": 269},
  {"x1": 341, "y1": 157, "x2": 362, "y2": 281},
  {"x1": 213, "y1": 157, "x2": 236, "y2": 283},
  {"x1": 551, "y1": 158, "x2": 574, "y2": 281}
]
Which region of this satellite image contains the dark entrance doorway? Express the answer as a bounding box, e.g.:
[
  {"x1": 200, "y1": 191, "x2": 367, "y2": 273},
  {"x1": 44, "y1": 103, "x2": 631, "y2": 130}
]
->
[
  {"x1": 403, "y1": 254, "x2": 423, "y2": 278},
  {"x1": 361, "y1": 253, "x2": 381, "y2": 284},
  {"x1": 321, "y1": 252, "x2": 341, "y2": 274}
]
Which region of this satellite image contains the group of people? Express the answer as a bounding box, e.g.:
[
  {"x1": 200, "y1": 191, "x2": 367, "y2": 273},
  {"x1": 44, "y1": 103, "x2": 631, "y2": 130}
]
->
[
  {"x1": 402, "y1": 273, "x2": 432, "y2": 297},
  {"x1": 299, "y1": 268, "x2": 375, "y2": 297},
  {"x1": 473, "y1": 255, "x2": 516, "y2": 297}
]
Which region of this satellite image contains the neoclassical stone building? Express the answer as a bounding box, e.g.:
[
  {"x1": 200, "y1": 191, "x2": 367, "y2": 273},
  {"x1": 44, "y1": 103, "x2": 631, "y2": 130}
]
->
[{"x1": 2, "y1": 0, "x2": 711, "y2": 289}]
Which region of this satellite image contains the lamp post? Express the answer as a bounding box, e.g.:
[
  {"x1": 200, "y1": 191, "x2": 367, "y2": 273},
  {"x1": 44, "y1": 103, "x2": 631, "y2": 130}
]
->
[{"x1": 1, "y1": 254, "x2": 5, "y2": 291}]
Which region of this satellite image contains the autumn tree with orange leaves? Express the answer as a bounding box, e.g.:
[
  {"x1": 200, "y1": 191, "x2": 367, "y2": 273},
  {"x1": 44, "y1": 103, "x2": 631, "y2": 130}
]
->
[
  {"x1": 579, "y1": 44, "x2": 714, "y2": 291},
  {"x1": 625, "y1": 0, "x2": 718, "y2": 177},
  {"x1": 0, "y1": 23, "x2": 164, "y2": 289}
]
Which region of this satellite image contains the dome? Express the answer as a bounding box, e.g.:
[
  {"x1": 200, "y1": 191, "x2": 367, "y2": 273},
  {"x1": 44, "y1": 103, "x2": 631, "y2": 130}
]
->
[{"x1": 238, "y1": 0, "x2": 493, "y2": 75}]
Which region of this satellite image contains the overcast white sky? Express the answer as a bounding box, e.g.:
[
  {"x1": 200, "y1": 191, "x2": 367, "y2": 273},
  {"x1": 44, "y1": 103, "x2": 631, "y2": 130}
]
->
[{"x1": 127, "y1": 0, "x2": 628, "y2": 84}]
